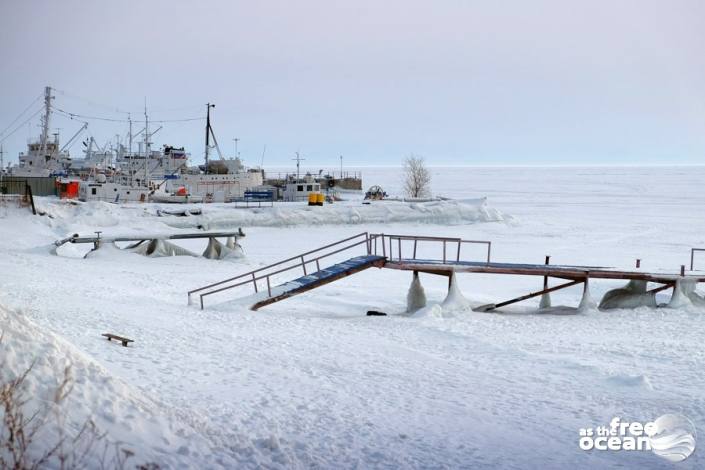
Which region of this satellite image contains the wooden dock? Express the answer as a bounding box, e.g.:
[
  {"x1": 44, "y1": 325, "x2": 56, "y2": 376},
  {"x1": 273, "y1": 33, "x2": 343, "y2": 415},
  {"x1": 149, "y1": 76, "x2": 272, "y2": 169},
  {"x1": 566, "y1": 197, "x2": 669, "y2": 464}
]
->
[
  {"x1": 187, "y1": 232, "x2": 705, "y2": 311},
  {"x1": 384, "y1": 259, "x2": 705, "y2": 283}
]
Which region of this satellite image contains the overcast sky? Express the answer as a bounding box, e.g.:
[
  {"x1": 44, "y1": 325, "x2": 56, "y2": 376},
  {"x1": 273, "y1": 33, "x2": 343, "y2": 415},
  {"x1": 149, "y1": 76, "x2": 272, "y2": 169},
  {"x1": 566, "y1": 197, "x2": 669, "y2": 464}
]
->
[{"x1": 1, "y1": 0, "x2": 704, "y2": 168}]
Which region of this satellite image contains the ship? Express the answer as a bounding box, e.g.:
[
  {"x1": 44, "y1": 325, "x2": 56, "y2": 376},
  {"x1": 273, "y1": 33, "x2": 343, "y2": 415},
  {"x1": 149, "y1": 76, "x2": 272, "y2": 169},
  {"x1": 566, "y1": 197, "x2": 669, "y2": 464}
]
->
[{"x1": 6, "y1": 86, "x2": 263, "y2": 203}]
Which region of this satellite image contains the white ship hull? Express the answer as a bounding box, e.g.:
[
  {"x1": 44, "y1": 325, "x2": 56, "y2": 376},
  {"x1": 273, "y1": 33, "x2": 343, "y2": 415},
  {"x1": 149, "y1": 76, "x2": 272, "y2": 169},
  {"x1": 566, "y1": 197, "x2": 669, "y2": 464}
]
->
[
  {"x1": 79, "y1": 181, "x2": 151, "y2": 203},
  {"x1": 166, "y1": 171, "x2": 263, "y2": 202}
]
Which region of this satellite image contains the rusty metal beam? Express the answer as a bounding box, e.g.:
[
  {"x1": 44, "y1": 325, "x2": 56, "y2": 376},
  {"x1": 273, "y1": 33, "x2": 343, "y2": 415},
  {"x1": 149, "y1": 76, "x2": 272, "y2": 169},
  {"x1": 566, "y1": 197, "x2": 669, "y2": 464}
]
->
[
  {"x1": 383, "y1": 261, "x2": 705, "y2": 283},
  {"x1": 478, "y1": 279, "x2": 584, "y2": 312},
  {"x1": 646, "y1": 283, "x2": 674, "y2": 295}
]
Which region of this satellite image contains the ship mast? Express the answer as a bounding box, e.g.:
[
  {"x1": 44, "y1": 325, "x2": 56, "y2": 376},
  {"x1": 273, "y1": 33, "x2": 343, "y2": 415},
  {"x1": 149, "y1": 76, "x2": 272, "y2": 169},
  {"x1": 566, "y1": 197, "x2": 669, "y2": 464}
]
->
[
  {"x1": 204, "y1": 103, "x2": 214, "y2": 174},
  {"x1": 128, "y1": 113, "x2": 133, "y2": 155},
  {"x1": 293, "y1": 152, "x2": 305, "y2": 182},
  {"x1": 39, "y1": 86, "x2": 53, "y2": 156},
  {"x1": 143, "y1": 102, "x2": 150, "y2": 187}
]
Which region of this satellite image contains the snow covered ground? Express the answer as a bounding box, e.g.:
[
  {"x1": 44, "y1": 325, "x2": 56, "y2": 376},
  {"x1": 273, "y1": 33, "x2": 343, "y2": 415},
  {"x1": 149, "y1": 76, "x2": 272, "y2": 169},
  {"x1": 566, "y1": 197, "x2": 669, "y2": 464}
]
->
[{"x1": 1, "y1": 166, "x2": 704, "y2": 468}]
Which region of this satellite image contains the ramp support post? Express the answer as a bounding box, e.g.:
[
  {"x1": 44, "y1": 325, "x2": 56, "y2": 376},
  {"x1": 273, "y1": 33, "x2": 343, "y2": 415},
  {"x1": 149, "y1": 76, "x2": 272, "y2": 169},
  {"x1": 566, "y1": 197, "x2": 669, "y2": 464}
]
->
[
  {"x1": 406, "y1": 270, "x2": 427, "y2": 313},
  {"x1": 540, "y1": 255, "x2": 551, "y2": 308}
]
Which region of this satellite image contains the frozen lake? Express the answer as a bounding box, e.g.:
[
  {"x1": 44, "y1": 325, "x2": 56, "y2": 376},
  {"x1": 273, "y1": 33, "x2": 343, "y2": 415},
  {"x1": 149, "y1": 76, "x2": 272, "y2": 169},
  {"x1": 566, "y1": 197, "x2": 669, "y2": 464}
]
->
[{"x1": 1, "y1": 165, "x2": 704, "y2": 468}]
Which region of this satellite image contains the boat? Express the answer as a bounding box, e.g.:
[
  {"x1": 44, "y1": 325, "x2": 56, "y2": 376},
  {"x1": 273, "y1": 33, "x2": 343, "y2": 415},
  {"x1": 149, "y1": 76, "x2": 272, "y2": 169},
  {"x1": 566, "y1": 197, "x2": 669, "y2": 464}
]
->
[
  {"x1": 10, "y1": 87, "x2": 74, "y2": 177},
  {"x1": 149, "y1": 186, "x2": 204, "y2": 204},
  {"x1": 79, "y1": 102, "x2": 263, "y2": 203},
  {"x1": 8, "y1": 87, "x2": 264, "y2": 204}
]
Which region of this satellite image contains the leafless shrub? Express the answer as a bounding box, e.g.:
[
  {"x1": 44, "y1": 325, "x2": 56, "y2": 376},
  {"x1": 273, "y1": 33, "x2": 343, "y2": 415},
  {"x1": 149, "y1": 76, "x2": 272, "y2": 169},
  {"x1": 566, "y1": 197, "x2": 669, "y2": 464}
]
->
[
  {"x1": 402, "y1": 155, "x2": 431, "y2": 198},
  {"x1": 0, "y1": 334, "x2": 159, "y2": 469}
]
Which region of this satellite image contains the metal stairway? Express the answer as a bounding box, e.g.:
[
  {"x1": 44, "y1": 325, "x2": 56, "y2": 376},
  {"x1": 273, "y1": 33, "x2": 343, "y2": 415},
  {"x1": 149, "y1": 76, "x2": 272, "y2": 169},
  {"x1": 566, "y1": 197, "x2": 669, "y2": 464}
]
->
[
  {"x1": 188, "y1": 232, "x2": 493, "y2": 311},
  {"x1": 243, "y1": 255, "x2": 385, "y2": 310},
  {"x1": 188, "y1": 232, "x2": 383, "y2": 310}
]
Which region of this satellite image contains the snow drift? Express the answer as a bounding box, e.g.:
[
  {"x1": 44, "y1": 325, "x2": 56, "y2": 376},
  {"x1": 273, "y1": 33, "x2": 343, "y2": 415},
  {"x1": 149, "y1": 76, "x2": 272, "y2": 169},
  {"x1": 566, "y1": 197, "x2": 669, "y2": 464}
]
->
[
  {"x1": 34, "y1": 197, "x2": 505, "y2": 230},
  {"x1": 0, "y1": 305, "x2": 238, "y2": 468}
]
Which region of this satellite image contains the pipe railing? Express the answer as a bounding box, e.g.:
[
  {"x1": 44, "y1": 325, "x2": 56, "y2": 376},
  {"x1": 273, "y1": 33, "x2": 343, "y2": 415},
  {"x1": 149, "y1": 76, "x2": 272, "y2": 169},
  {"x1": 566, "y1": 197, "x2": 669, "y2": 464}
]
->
[
  {"x1": 373, "y1": 234, "x2": 491, "y2": 264},
  {"x1": 189, "y1": 232, "x2": 375, "y2": 309},
  {"x1": 188, "y1": 232, "x2": 492, "y2": 309},
  {"x1": 691, "y1": 248, "x2": 705, "y2": 271}
]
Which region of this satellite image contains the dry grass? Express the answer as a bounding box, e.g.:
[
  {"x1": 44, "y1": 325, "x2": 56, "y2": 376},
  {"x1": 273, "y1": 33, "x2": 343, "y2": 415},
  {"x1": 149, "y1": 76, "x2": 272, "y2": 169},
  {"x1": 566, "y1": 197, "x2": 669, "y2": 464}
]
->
[{"x1": 0, "y1": 334, "x2": 159, "y2": 469}]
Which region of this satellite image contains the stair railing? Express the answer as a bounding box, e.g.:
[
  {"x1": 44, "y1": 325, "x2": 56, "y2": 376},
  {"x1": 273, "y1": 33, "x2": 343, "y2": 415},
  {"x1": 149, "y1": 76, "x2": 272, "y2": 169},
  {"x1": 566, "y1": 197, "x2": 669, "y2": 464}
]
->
[
  {"x1": 188, "y1": 232, "x2": 491, "y2": 310},
  {"x1": 189, "y1": 232, "x2": 379, "y2": 309}
]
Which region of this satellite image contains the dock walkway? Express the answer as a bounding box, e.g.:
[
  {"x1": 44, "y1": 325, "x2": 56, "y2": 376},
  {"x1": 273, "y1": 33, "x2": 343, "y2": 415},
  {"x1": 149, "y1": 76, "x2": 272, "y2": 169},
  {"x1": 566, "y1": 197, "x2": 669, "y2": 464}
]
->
[{"x1": 188, "y1": 233, "x2": 705, "y2": 310}]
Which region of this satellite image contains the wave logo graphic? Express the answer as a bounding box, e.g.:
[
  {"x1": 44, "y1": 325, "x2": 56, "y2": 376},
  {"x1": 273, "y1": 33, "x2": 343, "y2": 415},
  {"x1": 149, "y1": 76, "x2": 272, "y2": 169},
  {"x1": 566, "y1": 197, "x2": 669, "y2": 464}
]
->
[{"x1": 649, "y1": 414, "x2": 697, "y2": 462}]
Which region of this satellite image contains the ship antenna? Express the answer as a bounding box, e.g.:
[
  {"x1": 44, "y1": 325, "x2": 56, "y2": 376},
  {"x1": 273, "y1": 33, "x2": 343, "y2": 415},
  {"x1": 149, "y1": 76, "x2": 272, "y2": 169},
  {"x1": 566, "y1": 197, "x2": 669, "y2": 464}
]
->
[
  {"x1": 144, "y1": 99, "x2": 150, "y2": 187},
  {"x1": 292, "y1": 152, "x2": 305, "y2": 182}
]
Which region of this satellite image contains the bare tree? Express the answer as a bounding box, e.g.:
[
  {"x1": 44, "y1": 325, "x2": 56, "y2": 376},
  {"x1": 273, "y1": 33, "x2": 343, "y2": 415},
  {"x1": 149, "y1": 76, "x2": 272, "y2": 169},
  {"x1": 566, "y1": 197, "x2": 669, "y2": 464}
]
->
[{"x1": 402, "y1": 155, "x2": 431, "y2": 198}]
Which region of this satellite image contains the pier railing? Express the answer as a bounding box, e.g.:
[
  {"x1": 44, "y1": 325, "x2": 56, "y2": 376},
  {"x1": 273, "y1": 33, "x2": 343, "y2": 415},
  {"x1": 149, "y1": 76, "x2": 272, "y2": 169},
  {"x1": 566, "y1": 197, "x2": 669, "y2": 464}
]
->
[
  {"x1": 691, "y1": 248, "x2": 705, "y2": 271},
  {"x1": 188, "y1": 232, "x2": 375, "y2": 308},
  {"x1": 188, "y1": 232, "x2": 492, "y2": 309},
  {"x1": 370, "y1": 234, "x2": 491, "y2": 264}
]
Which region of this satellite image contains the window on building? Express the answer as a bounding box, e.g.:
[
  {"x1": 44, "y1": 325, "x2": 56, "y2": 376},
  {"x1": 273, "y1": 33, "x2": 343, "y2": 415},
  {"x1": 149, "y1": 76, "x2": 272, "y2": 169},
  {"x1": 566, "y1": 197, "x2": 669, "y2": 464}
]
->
[
  {"x1": 91, "y1": 188, "x2": 97, "y2": 195},
  {"x1": 306, "y1": 185, "x2": 312, "y2": 191},
  {"x1": 297, "y1": 185, "x2": 304, "y2": 191}
]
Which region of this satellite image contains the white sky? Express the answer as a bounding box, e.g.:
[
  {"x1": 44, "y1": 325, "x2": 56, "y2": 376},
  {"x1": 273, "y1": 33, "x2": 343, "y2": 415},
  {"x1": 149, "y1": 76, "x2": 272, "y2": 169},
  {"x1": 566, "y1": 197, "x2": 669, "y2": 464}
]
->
[{"x1": 1, "y1": 0, "x2": 704, "y2": 167}]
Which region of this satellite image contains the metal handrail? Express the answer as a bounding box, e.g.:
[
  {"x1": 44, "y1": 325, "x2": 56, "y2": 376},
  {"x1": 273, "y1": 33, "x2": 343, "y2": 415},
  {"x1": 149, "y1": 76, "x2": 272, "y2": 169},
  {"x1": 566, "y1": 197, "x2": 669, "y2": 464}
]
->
[
  {"x1": 376, "y1": 234, "x2": 491, "y2": 264},
  {"x1": 188, "y1": 232, "x2": 369, "y2": 297},
  {"x1": 190, "y1": 232, "x2": 377, "y2": 308},
  {"x1": 189, "y1": 232, "x2": 492, "y2": 309},
  {"x1": 691, "y1": 248, "x2": 705, "y2": 271}
]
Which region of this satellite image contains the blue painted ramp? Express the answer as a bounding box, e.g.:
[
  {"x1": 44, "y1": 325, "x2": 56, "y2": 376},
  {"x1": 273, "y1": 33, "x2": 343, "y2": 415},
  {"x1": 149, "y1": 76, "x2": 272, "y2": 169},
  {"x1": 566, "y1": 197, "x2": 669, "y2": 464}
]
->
[{"x1": 250, "y1": 255, "x2": 386, "y2": 310}]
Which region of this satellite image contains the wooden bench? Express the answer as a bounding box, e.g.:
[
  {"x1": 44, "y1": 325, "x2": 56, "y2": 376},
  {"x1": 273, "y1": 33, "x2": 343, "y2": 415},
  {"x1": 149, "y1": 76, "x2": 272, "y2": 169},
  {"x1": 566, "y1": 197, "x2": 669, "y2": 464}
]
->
[{"x1": 101, "y1": 333, "x2": 134, "y2": 347}]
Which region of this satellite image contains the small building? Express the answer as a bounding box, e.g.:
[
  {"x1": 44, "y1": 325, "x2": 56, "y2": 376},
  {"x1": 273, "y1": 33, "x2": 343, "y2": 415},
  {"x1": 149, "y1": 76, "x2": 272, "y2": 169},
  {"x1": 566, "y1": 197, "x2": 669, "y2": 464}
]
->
[{"x1": 282, "y1": 174, "x2": 321, "y2": 202}]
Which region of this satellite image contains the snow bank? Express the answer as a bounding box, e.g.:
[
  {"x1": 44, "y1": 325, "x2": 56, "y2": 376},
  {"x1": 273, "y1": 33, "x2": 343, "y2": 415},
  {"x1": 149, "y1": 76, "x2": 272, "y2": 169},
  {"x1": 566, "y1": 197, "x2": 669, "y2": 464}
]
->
[
  {"x1": 193, "y1": 198, "x2": 504, "y2": 229},
  {"x1": 34, "y1": 197, "x2": 504, "y2": 230},
  {"x1": 0, "y1": 305, "x2": 237, "y2": 468}
]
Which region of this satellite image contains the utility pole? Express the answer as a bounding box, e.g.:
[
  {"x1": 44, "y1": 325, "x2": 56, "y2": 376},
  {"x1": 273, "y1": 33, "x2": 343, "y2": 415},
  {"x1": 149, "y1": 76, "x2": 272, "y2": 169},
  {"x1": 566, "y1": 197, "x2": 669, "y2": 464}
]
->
[
  {"x1": 292, "y1": 152, "x2": 305, "y2": 182},
  {"x1": 340, "y1": 155, "x2": 343, "y2": 178},
  {"x1": 0, "y1": 144, "x2": 4, "y2": 182},
  {"x1": 204, "y1": 103, "x2": 215, "y2": 174}
]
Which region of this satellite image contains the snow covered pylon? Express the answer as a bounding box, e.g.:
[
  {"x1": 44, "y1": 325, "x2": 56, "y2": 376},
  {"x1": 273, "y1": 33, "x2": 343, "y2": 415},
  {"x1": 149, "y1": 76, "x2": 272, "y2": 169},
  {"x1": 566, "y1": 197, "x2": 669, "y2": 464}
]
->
[
  {"x1": 668, "y1": 279, "x2": 705, "y2": 308},
  {"x1": 441, "y1": 272, "x2": 472, "y2": 311},
  {"x1": 578, "y1": 278, "x2": 597, "y2": 312},
  {"x1": 599, "y1": 280, "x2": 657, "y2": 309},
  {"x1": 539, "y1": 292, "x2": 551, "y2": 309},
  {"x1": 406, "y1": 271, "x2": 427, "y2": 313},
  {"x1": 203, "y1": 237, "x2": 244, "y2": 260},
  {"x1": 127, "y1": 239, "x2": 198, "y2": 257}
]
